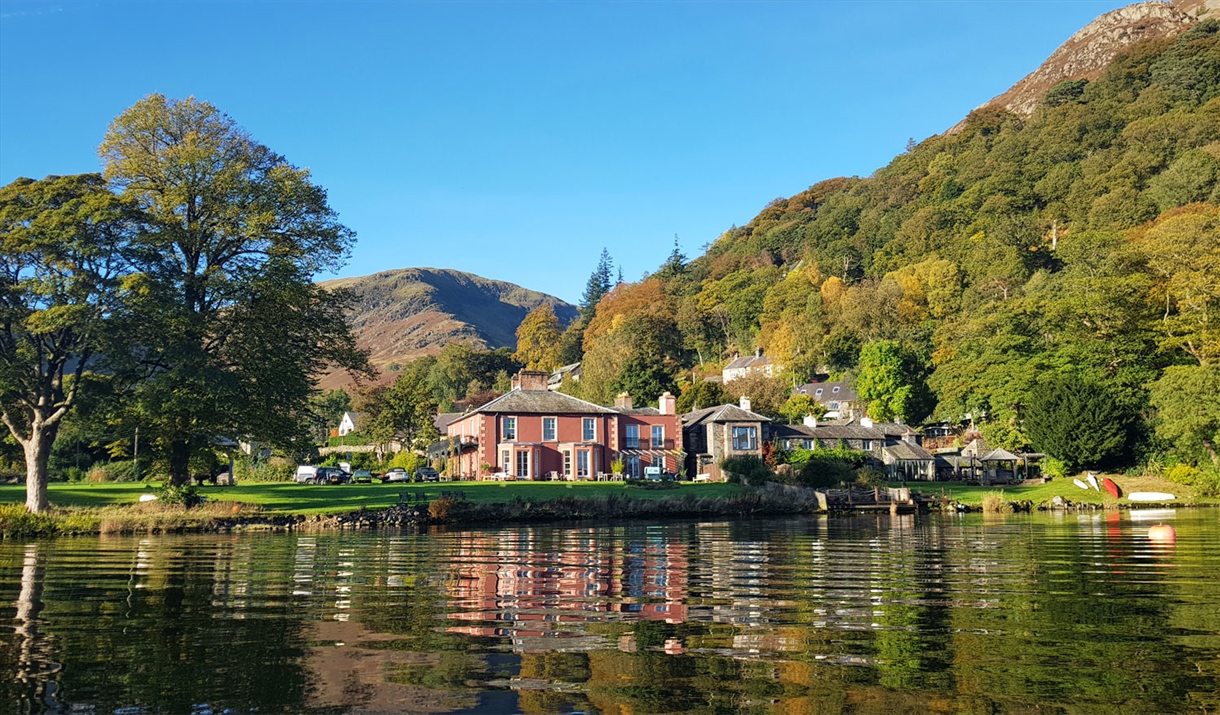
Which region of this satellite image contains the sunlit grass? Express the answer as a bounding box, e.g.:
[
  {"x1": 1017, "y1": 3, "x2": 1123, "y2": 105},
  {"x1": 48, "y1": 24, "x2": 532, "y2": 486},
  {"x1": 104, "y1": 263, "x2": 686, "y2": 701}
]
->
[{"x1": 0, "y1": 480, "x2": 745, "y2": 515}]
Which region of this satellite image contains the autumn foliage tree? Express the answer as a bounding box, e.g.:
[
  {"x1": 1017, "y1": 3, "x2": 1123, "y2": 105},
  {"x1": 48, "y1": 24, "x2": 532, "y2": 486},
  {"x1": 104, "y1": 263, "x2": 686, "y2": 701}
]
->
[{"x1": 513, "y1": 304, "x2": 563, "y2": 371}]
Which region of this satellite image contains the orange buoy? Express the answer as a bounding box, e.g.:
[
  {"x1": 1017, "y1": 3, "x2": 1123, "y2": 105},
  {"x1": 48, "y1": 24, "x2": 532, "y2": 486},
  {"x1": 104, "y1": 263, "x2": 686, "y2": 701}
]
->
[{"x1": 1147, "y1": 524, "x2": 1177, "y2": 543}]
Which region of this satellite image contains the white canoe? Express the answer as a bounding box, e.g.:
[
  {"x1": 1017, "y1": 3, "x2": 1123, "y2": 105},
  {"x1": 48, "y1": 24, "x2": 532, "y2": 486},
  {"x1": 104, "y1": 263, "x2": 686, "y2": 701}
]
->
[
  {"x1": 1073, "y1": 478, "x2": 1090, "y2": 490},
  {"x1": 1086, "y1": 473, "x2": 1100, "y2": 491},
  {"x1": 1128, "y1": 492, "x2": 1176, "y2": 502}
]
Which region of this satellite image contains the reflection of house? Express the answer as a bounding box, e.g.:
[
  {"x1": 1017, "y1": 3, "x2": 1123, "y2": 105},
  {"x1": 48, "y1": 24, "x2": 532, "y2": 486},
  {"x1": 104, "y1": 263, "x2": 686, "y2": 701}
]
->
[
  {"x1": 444, "y1": 532, "x2": 691, "y2": 651},
  {"x1": 681, "y1": 398, "x2": 770, "y2": 481},
  {"x1": 792, "y1": 380, "x2": 859, "y2": 419},
  {"x1": 771, "y1": 416, "x2": 935, "y2": 480},
  {"x1": 337, "y1": 411, "x2": 358, "y2": 436},
  {"x1": 722, "y1": 349, "x2": 779, "y2": 383},
  {"x1": 443, "y1": 370, "x2": 682, "y2": 480}
]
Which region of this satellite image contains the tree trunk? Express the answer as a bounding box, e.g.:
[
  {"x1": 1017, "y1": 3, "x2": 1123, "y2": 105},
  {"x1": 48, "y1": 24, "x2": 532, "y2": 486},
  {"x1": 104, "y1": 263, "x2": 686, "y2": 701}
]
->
[
  {"x1": 23, "y1": 425, "x2": 54, "y2": 514},
  {"x1": 169, "y1": 439, "x2": 192, "y2": 486}
]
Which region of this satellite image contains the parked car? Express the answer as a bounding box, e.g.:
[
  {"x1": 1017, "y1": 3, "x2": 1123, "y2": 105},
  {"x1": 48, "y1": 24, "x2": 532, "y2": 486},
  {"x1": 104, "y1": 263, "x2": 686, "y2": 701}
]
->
[
  {"x1": 381, "y1": 467, "x2": 409, "y2": 483},
  {"x1": 351, "y1": 469, "x2": 374, "y2": 484},
  {"x1": 413, "y1": 467, "x2": 440, "y2": 482},
  {"x1": 295, "y1": 465, "x2": 351, "y2": 484}
]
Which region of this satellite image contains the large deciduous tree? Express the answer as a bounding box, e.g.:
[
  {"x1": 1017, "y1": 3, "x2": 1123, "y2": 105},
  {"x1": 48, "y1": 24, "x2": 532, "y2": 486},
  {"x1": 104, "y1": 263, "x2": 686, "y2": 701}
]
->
[
  {"x1": 513, "y1": 304, "x2": 562, "y2": 371},
  {"x1": 856, "y1": 340, "x2": 933, "y2": 424},
  {"x1": 100, "y1": 95, "x2": 367, "y2": 484},
  {"x1": 1149, "y1": 364, "x2": 1220, "y2": 466},
  {"x1": 0, "y1": 174, "x2": 142, "y2": 512}
]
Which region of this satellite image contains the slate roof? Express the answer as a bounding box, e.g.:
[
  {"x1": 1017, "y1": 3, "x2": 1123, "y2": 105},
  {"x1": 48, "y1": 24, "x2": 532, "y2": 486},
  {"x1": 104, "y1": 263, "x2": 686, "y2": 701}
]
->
[
  {"x1": 547, "y1": 362, "x2": 582, "y2": 387},
  {"x1": 471, "y1": 388, "x2": 619, "y2": 415},
  {"x1": 774, "y1": 423, "x2": 884, "y2": 440},
  {"x1": 682, "y1": 404, "x2": 771, "y2": 427},
  {"x1": 724, "y1": 354, "x2": 773, "y2": 371},
  {"x1": 620, "y1": 407, "x2": 661, "y2": 416},
  {"x1": 433, "y1": 412, "x2": 465, "y2": 432},
  {"x1": 883, "y1": 441, "x2": 934, "y2": 461},
  {"x1": 793, "y1": 380, "x2": 858, "y2": 404}
]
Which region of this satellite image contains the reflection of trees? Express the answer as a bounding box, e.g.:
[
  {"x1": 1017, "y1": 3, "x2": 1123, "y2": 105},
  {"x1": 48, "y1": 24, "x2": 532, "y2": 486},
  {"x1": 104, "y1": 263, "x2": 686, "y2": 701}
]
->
[{"x1": 25, "y1": 537, "x2": 311, "y2": 713}]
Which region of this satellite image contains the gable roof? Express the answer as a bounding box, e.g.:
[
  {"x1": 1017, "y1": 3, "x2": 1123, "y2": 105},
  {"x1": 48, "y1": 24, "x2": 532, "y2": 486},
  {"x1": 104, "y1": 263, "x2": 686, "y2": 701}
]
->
[
  {"x1": 724, "y1": 354, "x2": 772, "y2": 371},
  {"x1": 981, "y1": 448, "x2": 1021, "y2": 462},
  {"x1": 433, "y1": 412, "x2": 465, "y2": 432},
  {"x1": 471, "y1": 388, "x2": 619, "y2": 415},
  {"x1": 883, "y1": 441, "x2": 934, "y2": 462},
  {"x1": 682, "y1": 403, "x2": 770, "y2": 427},
  {"x1": 793, "y1": 380, "x2": 858, "y2": 404}
]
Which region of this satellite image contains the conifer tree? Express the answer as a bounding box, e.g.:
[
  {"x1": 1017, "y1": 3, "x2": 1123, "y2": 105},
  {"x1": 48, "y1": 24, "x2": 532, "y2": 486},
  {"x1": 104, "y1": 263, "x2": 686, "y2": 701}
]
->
[{"x1": 580, "y1": 248, "x2": 614, "y2": 322}]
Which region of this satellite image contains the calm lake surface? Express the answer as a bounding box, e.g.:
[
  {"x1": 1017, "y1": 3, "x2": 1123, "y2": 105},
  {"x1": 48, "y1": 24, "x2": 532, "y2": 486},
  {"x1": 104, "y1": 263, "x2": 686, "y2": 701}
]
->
[{"x1": 2, "y1": 511, "x2": 1218, "y2": 715}]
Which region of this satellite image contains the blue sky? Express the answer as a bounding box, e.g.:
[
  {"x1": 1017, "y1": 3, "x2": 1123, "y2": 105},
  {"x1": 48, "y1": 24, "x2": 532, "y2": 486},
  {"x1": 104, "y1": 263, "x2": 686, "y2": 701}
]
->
[{"x1": 1, "y1": 0, "x2": 1129, "y2": 303}]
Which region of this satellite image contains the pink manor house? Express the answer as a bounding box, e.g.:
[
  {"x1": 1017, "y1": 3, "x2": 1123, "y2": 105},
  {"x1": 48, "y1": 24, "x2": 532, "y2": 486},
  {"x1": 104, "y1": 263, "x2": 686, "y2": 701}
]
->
[{"x1": 443, "y1": 370, "x2": 683, "y2": 480}]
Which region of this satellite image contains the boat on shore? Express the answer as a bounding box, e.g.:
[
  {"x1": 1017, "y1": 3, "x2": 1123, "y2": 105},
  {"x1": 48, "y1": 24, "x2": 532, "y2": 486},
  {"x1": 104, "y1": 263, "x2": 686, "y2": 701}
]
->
[{"x1": 1128, "y1": 492, "x2": 1176, "y2": 502}]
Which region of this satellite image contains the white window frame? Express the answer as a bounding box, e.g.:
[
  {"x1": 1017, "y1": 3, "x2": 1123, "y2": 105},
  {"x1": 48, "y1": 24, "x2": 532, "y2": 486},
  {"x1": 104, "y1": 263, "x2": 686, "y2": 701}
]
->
[
  {"x1": 563, "y1": 450, "x2": 572, "y2": 477},
  {"x1": 731, "y1": 426, "x2": 757, "y2": 451},
  {"x1": 626, "y1": 455, "x2": 641, "y2": 478},
  {"x1": 862, "y1": 440, "x2": 872, "y2": 451},
  {"x1": 501, "y1": 449, "x2": 510, "y2": 474},
  {"x1": 516, "y1": 450, "x2": 529, "y2": 478},
  {"x1": 542, "y1": 416, "x2": 556, "y2": 442},
  {"x1": 651, "y1": 425, "x2": 664, "y2": 449},
  {"x1": 503, "y1": 416, "x2": 516, "y2": 441},
  {"x1": 576, "y1": 450, "x2": 590, "y2": 477},
  {"x1": 625, "y1": 424, "x2": 639, "y2": 448},
  {"x1": 582, "y1": 418, "x2": 595, "y2": 442}
]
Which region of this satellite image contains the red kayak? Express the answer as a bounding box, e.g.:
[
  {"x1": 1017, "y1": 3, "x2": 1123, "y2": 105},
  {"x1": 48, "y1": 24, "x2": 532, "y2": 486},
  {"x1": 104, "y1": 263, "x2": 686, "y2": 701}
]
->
[{"x1": 1102, "y1": 477, "x2": 1121, "y2": 499}]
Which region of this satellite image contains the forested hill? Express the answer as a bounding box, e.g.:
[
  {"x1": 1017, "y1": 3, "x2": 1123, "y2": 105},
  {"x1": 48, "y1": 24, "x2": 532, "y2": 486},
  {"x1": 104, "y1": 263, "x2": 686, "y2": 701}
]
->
[
  {"x1": 321, "y1": 268, "x2": 577, "y2": 383},
  {"x1": 566, "y1": 6, "x2": 1220, "y2": 460}
]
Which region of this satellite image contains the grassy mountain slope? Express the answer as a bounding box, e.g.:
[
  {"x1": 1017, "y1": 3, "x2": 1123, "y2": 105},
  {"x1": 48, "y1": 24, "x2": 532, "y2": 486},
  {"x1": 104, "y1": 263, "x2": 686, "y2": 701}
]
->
[{"x1": 321, "y1": 267, "x2": 577, "y2": 378}]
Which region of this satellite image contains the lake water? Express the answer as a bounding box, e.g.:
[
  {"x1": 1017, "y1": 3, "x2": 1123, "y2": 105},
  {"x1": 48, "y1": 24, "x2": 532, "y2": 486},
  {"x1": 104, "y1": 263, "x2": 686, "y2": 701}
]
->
[{"x1": 2, "y1": 510, "x2": 1218, "y2": 714}]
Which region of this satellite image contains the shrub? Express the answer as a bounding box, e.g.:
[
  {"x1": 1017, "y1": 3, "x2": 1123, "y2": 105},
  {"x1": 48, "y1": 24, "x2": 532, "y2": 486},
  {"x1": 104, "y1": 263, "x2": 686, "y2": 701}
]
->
[
  {"x1": 429, "y1": 495, "x2": 461, "y2": 521},
  {"x1": 88, "y1": 460, "x2": 137, "y2": 483},
  {"x1": 1164, "y1": 463, "x2": 1200, "y2": 486},
  {"x1": 155, "y1": 482, "x2": 203, "y2": 508},
  {"x1": 1041, "y1": 457, "x2": 1067, "y2": 481},
  {"x1": 390, "y1": 451, "x2": 426, "y2": 474},
  {"x1": 791, "y1": 449, "x2": 870, "y2": 489},
  {"x1": 720, "y1": 455, "x2": 771, "y2": 485},
  {"x1": 854, "y1": 467, "x2": 887, "y2": 488}
]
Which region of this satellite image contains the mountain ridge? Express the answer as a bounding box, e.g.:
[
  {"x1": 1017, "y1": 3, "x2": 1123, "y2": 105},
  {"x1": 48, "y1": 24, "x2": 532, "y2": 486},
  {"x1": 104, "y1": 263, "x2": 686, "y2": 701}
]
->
[{"x1": 320, "y1": 267, "x2": 577, "y2": 386}]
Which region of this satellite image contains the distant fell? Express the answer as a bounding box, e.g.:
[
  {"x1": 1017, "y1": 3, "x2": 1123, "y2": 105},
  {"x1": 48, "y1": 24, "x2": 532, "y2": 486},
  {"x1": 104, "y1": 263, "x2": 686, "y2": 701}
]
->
[
  {"x1": 320, "y1": 267, "x2": 577, "y2": 384},
  {"x1": 949, "y1": 0, "x2": 1215, "y2": 132}
]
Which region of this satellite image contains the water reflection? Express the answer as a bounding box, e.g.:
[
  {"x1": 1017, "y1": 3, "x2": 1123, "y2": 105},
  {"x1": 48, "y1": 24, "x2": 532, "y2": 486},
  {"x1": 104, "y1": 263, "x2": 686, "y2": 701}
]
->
[{"x1": 0, "y1": 512, "x2": 1217, "y2": 714}]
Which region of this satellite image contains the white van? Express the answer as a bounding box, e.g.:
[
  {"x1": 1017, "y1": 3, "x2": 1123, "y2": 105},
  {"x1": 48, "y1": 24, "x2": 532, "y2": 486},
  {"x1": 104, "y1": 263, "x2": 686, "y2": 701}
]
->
[{"x1": 294, "y1": 465, "x2": 319, "y2": 484}]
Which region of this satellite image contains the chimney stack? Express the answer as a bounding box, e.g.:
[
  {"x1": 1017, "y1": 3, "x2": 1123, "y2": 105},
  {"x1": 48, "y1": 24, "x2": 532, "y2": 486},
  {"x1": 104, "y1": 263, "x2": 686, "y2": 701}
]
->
[
  {"x1": 513, "y1": 369, "x2": 549, "y2": 391},
  {"x1": 659, "y1": 391, "x2": 676, "y2": 416},
  {"x1": 860, "y1": 416, "x2": 873, "y2": 428},
  {"x1": 755, "y1": 347, "x2": 763, "y2": 358},
  {"x1": 739, "y1": 396, "x2": 751, "y2": 412},
  {"x1": 614, "y1": 392, "x2": 634, "y2": 409},
  {"x1": 803, "y1": 414, "x2": 818, "y2": 429}
]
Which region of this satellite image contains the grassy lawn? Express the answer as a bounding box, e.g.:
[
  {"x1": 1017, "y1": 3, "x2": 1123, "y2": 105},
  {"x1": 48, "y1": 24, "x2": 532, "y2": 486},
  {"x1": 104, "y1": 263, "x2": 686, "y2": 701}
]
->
[
  {"x1": 0, "y1": 480, "x2": 746, "y2": 515},
  {"x1": 902, "y1": 474, "x2": 1214, "y2": 506}
]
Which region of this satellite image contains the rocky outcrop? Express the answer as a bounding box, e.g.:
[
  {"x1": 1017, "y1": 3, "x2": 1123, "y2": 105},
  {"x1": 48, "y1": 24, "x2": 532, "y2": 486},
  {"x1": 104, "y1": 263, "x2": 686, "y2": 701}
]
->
[{"x1": 949, "y1": 0, "x2": 1214, "y2": 132}]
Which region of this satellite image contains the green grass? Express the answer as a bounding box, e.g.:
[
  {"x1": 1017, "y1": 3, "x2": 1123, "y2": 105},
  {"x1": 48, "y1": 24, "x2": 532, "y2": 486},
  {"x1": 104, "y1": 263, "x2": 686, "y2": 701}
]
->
[
  {"x1": 902, "y1": 475, "x2": 1217, "y2": 507},
  {"x1": 0, "y1": 480, "x2": 745, "y2": 515}
]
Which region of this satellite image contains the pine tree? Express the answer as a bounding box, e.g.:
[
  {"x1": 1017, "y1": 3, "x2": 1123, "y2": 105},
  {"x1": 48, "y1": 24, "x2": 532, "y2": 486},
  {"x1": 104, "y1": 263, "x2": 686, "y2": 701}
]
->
[
  {"x1": 657, "y1": 235, "x2": 687, "y2": 281},
  {"x1": 580, "y1": 248, "x2": 614, "y2": 321}
]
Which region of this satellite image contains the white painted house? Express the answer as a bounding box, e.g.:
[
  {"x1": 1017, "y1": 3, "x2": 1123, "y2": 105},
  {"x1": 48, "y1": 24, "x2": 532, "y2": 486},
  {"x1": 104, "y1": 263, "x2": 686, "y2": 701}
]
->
[{"x1": 338, "y1": 411, "x2": 358, "y2": 436}]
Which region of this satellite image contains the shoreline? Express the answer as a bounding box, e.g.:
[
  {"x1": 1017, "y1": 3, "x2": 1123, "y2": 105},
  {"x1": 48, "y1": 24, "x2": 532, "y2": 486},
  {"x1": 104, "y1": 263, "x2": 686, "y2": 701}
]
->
[{"x1": 2, "y1": 489, "x2": 1213, "y2": 539}]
